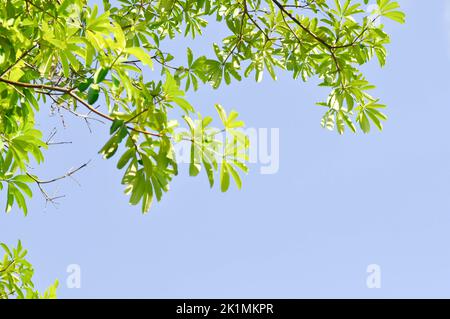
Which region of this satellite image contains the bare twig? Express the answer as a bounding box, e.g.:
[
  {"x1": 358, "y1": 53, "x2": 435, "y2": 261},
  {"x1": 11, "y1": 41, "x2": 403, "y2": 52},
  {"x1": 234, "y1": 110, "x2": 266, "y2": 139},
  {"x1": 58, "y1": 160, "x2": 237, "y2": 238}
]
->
[{"x1": 26, "y1": 161, "x2": 90, "y2": 207}]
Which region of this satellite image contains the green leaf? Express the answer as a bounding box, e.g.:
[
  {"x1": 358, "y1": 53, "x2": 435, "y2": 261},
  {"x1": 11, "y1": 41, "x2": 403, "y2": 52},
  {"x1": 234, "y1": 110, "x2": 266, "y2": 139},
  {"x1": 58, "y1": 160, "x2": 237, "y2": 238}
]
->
[
  {"x1": 110, "y1": 119, "x2": 124, "y2": 134},
  {"x1": 173, "y1": 97, "x2": 194, "y2": 113},
  {"x1": 117, "y1": 148, "x2": 135, "y2": 169},
  {"x1": 78, "y1": 79, "x2": 93, "y2": 92},
  {"x1": 5, "y1": 184, "x2": 14, "y2": 213},
  {"x1": 359, "y1": 112, "x2": 371, "y2": 133},
  {"x1": 227, "y1": 163, "x2": 242, "y2": 190},
  {"x1": 87, "y1": 85, "x2": 100, "y2": 105},
  {"x1": 141, "y1": 182, "x2": 153, "y2": 213},
  {"x1": 126, "y1": 47, "x2": 154, "y2": 69},
  {"x1": 215, "y1": 104, "x2": 227, "y2": 126},
  {"x1": 129, "y1": 170, "x2": 145, "y2": 205},
  {"x1": 189, "y1": 144, "x2": 201, "y2": 176},
  {"x1": 220, "y1": 162, "x2": 230, "y2": 192},
  {"x1": 202, "y1": 158, "x2": 214, "y2": 188},
  {"x1": 94, "y1": 67, "x2": 109, "y2": 84}
]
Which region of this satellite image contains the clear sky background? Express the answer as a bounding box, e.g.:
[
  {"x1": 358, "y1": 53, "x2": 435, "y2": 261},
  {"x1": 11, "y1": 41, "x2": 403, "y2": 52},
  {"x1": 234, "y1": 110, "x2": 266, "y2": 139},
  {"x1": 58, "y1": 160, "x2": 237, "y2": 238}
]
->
[{"x1": 2, "y1": 0, "x2": 450, "y2": 298}]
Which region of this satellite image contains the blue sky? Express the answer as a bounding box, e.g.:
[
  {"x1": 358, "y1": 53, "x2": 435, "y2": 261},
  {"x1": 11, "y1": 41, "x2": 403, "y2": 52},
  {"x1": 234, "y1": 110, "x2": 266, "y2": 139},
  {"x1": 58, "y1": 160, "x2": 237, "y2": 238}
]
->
[{"x1": 3, "y1": 0, "x2": 450, "y2": 298}]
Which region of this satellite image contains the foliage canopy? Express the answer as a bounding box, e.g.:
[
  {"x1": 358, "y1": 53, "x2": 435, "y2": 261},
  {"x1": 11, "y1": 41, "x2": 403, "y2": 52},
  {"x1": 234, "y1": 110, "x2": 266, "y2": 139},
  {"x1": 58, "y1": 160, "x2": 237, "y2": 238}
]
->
[
  {"x1": 0, "y1": 0, "x2": 403, "y2": 297},
  {"x1": 0, "y1": 0, "x2": 404, "y2": 215}
]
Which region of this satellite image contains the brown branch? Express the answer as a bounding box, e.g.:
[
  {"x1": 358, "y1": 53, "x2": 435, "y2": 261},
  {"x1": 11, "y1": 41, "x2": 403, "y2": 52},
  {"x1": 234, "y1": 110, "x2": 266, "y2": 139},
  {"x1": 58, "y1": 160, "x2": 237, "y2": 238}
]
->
[
  {"x1": 271, "y1": 0, "x2": 332, "y2": 49},
  {"x1": 0, "y1": 77, "x2": 163, "y2": 138},
  {"x1": 332, "y1": 15, "x2": 381, "y2": 49}
]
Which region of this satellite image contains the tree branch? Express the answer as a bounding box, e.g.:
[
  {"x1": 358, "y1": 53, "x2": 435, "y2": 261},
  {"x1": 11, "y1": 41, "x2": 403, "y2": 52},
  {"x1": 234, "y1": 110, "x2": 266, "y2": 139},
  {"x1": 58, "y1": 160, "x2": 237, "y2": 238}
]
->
[
  {"x1": 0, "y1": 77, "x2": 163, "y2": 138},
  {"x1": 271, "y1": 0, "x2": 332, "y2": 49}
]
